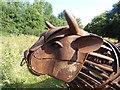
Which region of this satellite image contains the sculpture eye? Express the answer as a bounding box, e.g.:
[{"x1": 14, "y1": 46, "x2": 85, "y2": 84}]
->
[{"x1": 51, "y1": 41, "x2": 63, "y2": 49}]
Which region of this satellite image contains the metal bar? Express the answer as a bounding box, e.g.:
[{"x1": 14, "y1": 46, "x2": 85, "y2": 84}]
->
[
  {"x1": 83, "y1": 66, "x2": 109, "y2": 79},
  {"x1": 68, "y1": 82, "x2": 78, "y2": 88},
  {"x1": 101, "y1": 45, "x2": 112, "y2": 51},
  {"x1": 65, "y1": 83, "x2": 72, "y2": 88},
  {"x1": 89, "y1": 52, "x2": 114, "y2": 62},
  {"x1": 79, "y1": 71, "x2": 101, "y2": 85},
  {"x1": 111, "y1": 76, "x2": 120, "y2": 88},
  {"x1": 97, "y1": 68, "x2": 120, "y2": 88},
  {"x1": 73, "y1": 79, "x2": 84, "y2": 88},
  {"x1": 112, "y1": 76, "x2": 120, "y2": 84},
  {"x1": 76, "y1": 76, "x2": 94, "y2": 88},
  {"x1": 85, "y1": 60, "x2": 113, "y2": 72}
]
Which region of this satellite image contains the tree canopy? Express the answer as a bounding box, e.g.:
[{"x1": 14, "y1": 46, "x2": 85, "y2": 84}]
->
[
  {"x1": 1, "y1": 0, "x2": 83, "y2": 36},
  {"x1": 84, "y1": 1, "x2": 120, "y2": 42},
  {"x1": 1, "y1": 0, "x2": 119, "y2": 42}
]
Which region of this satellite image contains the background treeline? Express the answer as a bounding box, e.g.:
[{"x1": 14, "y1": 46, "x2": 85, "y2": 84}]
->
[
  {"x1": 84, "y1": 1, "x2": 120, "y2": 42},
  {"x1": 1, "y1": 0, "x2": 120, "y2": 42},
  {"x1": 1, "y1": 0, "x2": 83, "y2": 36}
]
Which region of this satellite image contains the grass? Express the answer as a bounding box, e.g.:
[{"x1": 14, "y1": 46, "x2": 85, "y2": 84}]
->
[
  {"x1": 104, "y1": 37, "x2": 118, "y2": 43},
  {"x1": 0, "y1": 34, "x2": 65, "y2": 89}
]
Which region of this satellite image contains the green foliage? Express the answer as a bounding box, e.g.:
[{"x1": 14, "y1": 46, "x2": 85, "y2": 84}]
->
[
  {"x1": 76, "y1": 18, "x2": 83, "y2": 29},
  {"x1": 84, "y1": 1, "x2": 120, "y2": 42},
  {"x1": 58, "y1": 10, "x2": 66, "y2": 20},
  {"x1": 1, "y1": 1, "x2": 82, "y2": 36},
  {"x1": 58, "y1": 10, "x2": 83, "y2": 29},
  {"x1": 103, "y1": 37, "x2": 118, "y2": 43},
  {"x1": 49, "y1": 15, "x2": 68, "y2": 27},
  {"x1": 1, "y1": 35, "x2": 66, "y2": 88}
]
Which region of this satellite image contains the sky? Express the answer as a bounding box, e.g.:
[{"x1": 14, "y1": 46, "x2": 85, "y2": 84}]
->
[{"x1": 30, "y1": 0, "x2": 119, "y2": 26}]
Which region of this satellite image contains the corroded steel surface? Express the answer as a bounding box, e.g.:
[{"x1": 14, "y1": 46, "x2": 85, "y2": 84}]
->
[{"x1": 21, "y1": 11, "x2": 120, "y2": 89}]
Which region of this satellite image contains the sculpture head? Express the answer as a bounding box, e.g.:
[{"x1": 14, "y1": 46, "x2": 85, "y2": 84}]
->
[{"x1": 25, "y1": 11, "x2": 103, "y2": 82}]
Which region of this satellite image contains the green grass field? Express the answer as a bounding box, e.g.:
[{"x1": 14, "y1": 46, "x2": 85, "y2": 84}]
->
[{"x1": 1, "y1": 34, "x2": 65, "y2": 89}]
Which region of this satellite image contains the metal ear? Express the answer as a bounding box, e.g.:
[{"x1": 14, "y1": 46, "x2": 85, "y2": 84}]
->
[
  {"x1": 72, "y1": 35, "x2": 103, "y2": 53},
  {"x1": 45, "y1": 21, "x2": 55, "y2": 29},
  {"x1": 65, "y1": 11, "x2": 85, "y2": 35}
]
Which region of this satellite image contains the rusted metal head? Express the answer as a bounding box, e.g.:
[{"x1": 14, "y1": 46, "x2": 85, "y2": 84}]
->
[{"x1": 24, "y1": 11, "x2": 103, "y2": 82}]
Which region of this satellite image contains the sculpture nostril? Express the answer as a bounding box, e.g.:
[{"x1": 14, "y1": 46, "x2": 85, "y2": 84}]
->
[
  {"x1": 41, "y1": 45, "x2": 44, "y2": 50},
  {"x1": 20, "y1": 50, "x2": 29, "y2": 66},
  {"x1": 24, "y1": 50, "x2": 29, "y2": 58}
]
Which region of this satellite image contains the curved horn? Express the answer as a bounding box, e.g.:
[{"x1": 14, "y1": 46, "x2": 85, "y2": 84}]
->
[
  {"x1": 45, "y1": 21, "x2": 55, "y2": 29},
  {"x1": 65, "y1": 11, "x2": 83, "y2": 35}
]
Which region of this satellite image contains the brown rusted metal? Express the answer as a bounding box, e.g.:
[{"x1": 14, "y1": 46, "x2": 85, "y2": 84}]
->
[
  {"x1": 101, "y1": 45, "x2": 112, "y2": 51},
  {"x1": 21, "y1": 11, "x2": 120, "y2": 89},
  {"x1": 89, "y1": 52, "x2": 114, "y2": 62},
  {"x1": 45, "y1": 21, "x2": 55, "y2": 29},
  {"x1": 116, "y1": 43, "x2": 120, "y2": 47},
  {"x1": 82, "y1": 66, "x2": 110, "y2": 79},
  {"x1": 85, "y1": 60, "x2": 113, "y2": 72},
  {"x1": 25, "y1": 11, "x2": 103, "y2": 82},
  {"x1": 79, "y1": 71, "x2": 101, "y2": 85},
  {"x1": 97, "y1": 68, "x2": 120, "y2": 88},
  {"x1": 112, "y1": 76, "x2": 120, "y2": 88},
  {"x1": 76, "y1": 76, "x2": 94, "y2": 88}
]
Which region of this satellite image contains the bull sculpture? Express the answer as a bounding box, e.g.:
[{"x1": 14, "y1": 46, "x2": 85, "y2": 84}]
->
[{"x1": 21, "y1": 11, "x2": 120, "y2": 89}]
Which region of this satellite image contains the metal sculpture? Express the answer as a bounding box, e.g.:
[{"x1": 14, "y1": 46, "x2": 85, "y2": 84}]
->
[{"x1": 21, "y1": 11, "x2": 120, "y2": 89}]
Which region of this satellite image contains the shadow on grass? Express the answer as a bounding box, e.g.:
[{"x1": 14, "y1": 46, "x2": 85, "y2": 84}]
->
[{"x1": 2, "y1": 78, "x2": 66, "y2": 89}]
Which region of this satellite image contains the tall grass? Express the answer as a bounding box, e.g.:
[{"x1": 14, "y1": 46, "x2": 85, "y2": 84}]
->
[
  {"x1": 104, "y1": 37, "x2": 118, "y2": 43},
  {"x1": 1, "y1": 34, "x2": 65, "y2": 88}
]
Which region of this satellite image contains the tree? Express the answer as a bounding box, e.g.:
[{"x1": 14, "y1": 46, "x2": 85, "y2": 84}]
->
[
  {"x1": 84, "y1": 12, "x2": 107, "y2": 36},
  {"x1": 84, "y1": 1, "x2": 120, "y2": 42},
  {"x1": 1, "y1": 1, "x2": 84, "y2": 36},
  {"x1": 49, "y1": 15, "x2": 66, "y2": 27},
  {"x1": 1, "y1": 1, "x2": 46, "y2": 36},
  {"x1": 76, "y1": 18, "x2": 83, "y2": 29},
  {"x1": 105, "y1": 1, "x2": 120, "y2": 42},
  {"x1": 58, "y1": 10, "x2": 66, "y2": 20},
  {"x1": 58, "y1": 10, "x2": 83, "y2": 29}
]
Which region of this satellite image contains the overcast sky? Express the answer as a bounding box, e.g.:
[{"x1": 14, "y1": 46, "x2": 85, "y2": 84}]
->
[{"x1": 30, "y1": 0, "x2": 119, "y2": 26}]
